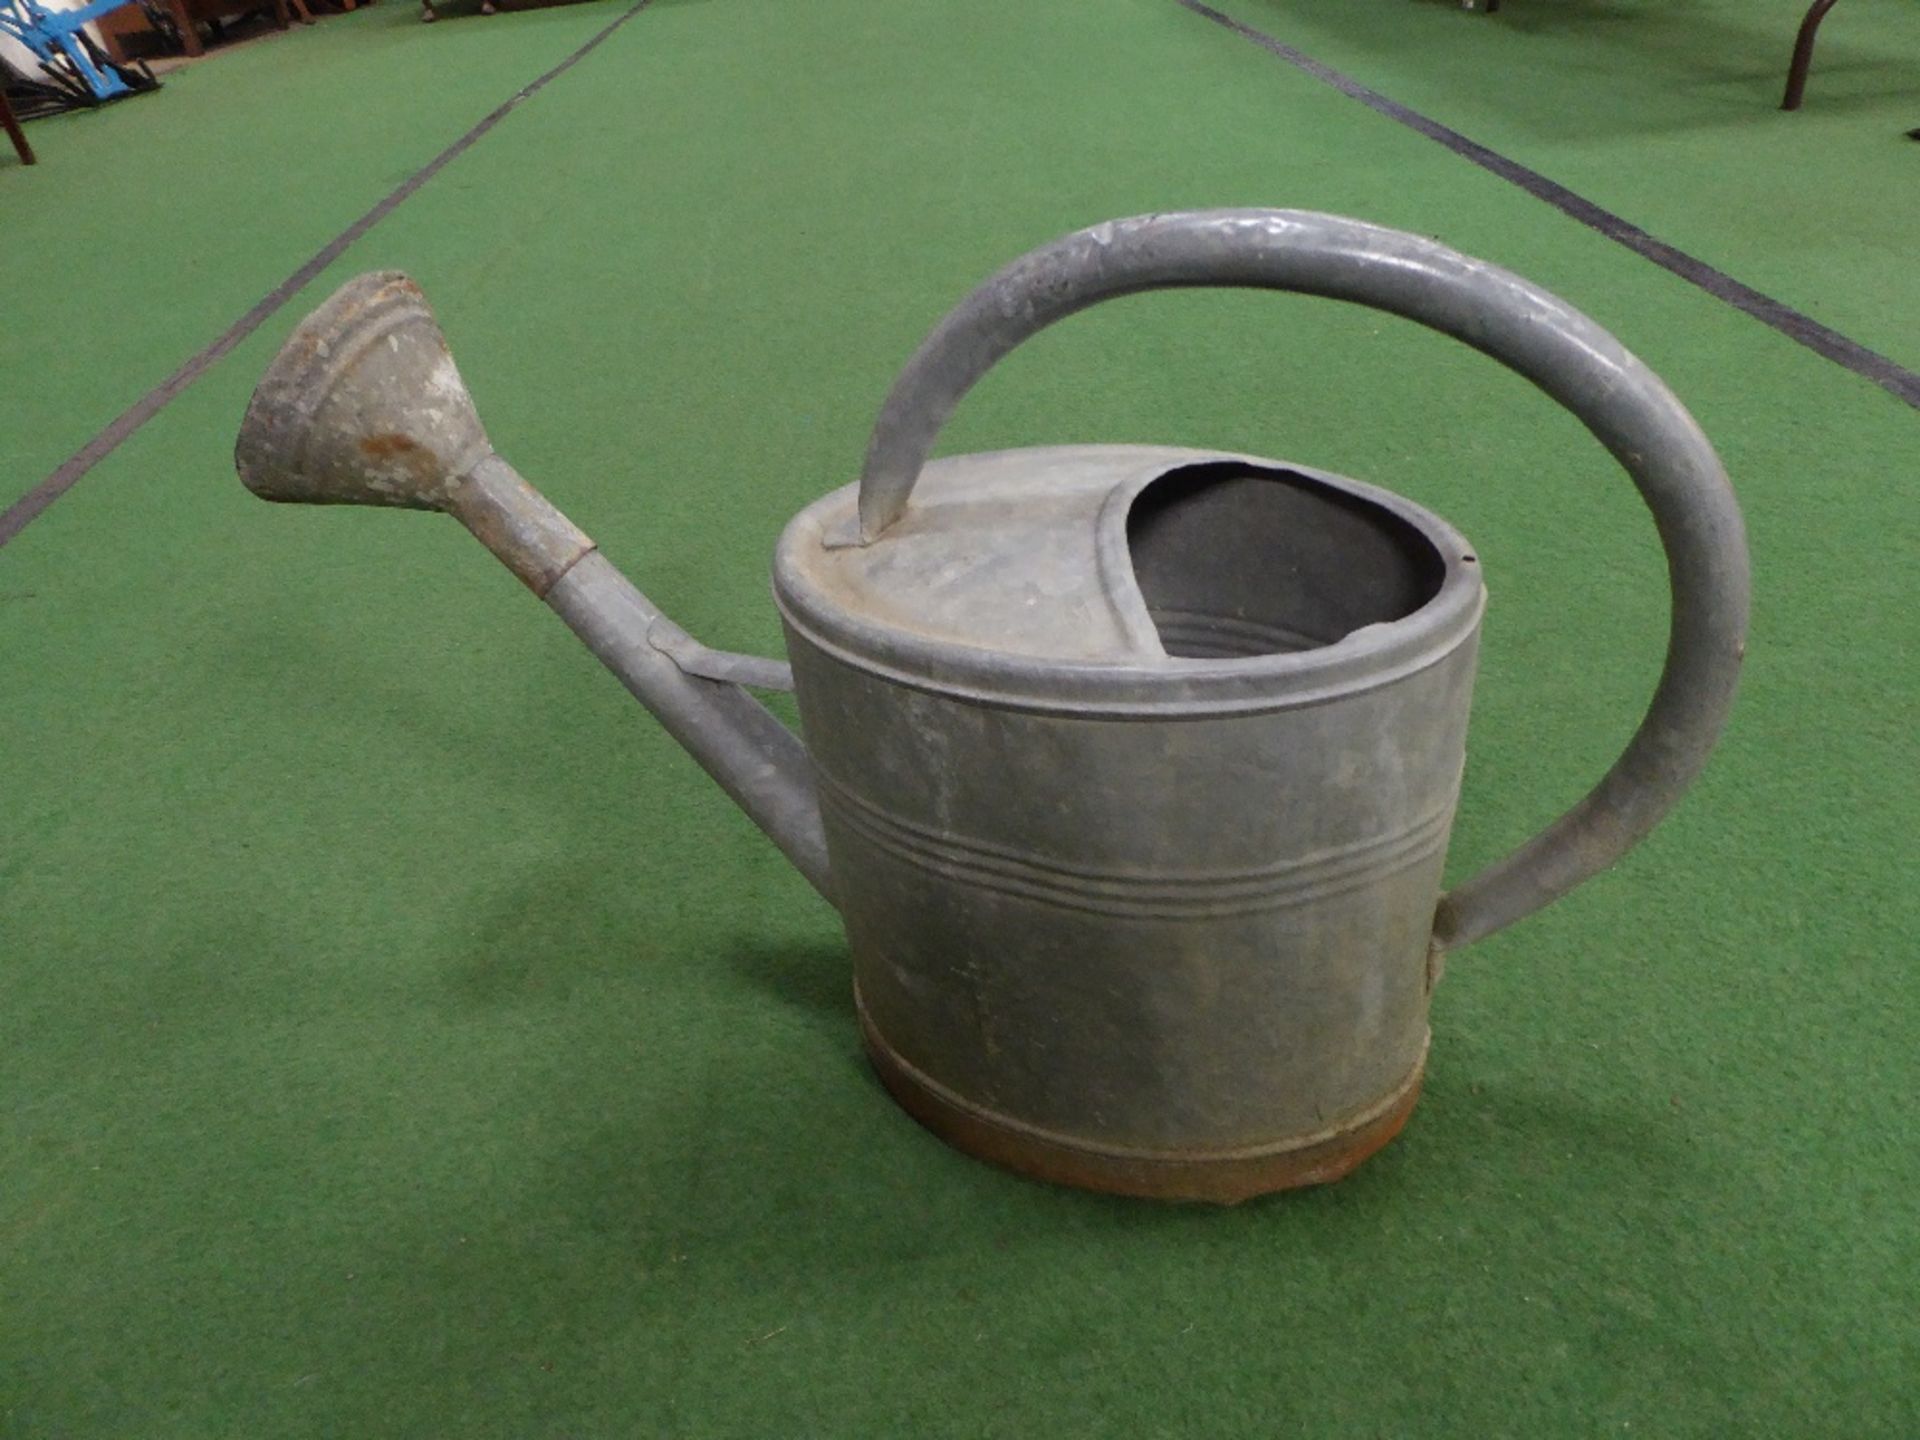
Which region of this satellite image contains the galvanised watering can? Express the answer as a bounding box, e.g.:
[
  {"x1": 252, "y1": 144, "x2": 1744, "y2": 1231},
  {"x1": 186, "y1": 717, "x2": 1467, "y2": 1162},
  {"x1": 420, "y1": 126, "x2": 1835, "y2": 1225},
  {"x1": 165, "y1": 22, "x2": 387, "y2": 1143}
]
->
[{"x1": 235, "y1": 210, "x2": 1749, "y2": 1202}]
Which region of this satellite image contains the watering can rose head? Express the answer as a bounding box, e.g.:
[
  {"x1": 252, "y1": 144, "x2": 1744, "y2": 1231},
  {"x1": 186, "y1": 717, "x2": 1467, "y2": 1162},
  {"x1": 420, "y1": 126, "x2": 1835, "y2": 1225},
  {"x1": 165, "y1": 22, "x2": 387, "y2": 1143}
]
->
[{"x1": 235, "y1": 210, "x2": 1749, "y2": 1202}]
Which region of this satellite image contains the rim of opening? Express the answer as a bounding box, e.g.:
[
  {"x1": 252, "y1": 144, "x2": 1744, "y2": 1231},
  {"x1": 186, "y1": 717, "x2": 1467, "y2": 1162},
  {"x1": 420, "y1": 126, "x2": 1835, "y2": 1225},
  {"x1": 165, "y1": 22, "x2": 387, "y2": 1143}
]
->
[{"x1": 1122, "y1": 459, "x2": 1453, "y2": 660}]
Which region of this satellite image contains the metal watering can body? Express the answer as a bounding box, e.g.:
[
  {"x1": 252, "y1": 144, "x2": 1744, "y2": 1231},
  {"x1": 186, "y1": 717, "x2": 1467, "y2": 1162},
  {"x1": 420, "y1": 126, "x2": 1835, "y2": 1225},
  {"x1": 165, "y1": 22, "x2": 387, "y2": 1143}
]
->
[
  {"x1": 774, "y1": 445, "x2": 1483, "y2": 1196},
  {"x1": 235, "y1": 211, "x2": 1749, "y2": 1202}
]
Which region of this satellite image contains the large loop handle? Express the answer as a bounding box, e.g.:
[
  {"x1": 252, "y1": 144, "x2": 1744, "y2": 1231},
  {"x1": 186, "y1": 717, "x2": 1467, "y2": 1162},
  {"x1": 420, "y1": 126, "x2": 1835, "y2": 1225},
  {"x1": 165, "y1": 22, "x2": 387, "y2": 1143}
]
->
[{"x1": 856, "y1": 209, "x2": 1749, "y2": 950}]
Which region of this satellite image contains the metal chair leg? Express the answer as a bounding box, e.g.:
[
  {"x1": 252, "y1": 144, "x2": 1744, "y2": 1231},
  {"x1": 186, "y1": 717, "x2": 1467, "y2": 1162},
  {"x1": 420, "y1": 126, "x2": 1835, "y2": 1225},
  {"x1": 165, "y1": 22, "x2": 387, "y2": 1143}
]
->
[
  {"x1": 0, "y1": 88, "x2": 33, "y2": 166},
  {"x1": 1783, "y1": 0, "x2": 1842, "y2": 111}
]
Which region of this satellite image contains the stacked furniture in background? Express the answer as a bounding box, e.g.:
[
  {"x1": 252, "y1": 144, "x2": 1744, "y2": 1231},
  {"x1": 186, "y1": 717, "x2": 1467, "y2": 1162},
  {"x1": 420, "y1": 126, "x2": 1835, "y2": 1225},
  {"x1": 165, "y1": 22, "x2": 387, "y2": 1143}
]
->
[{"x1": 96, "y1": 0, "x2": 310, "y2": 63}]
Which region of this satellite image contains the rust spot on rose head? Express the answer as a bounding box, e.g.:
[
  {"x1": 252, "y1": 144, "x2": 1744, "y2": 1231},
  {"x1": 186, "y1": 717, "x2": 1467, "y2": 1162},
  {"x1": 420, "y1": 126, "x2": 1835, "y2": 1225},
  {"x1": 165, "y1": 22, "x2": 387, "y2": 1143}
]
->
[
  {"x1": 360, "y1": 432, "x2": 422, "y2": 458},
  {"x1": 359, "y1": 432, "x2": 444, "y2": 489}
]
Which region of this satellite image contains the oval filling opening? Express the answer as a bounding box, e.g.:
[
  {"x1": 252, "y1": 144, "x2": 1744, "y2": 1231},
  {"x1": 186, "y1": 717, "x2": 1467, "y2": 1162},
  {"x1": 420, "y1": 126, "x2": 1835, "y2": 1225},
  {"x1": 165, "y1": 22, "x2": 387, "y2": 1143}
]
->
[{"x1": 1125, "y1": 462, "x2": 1448, "y2": 658}]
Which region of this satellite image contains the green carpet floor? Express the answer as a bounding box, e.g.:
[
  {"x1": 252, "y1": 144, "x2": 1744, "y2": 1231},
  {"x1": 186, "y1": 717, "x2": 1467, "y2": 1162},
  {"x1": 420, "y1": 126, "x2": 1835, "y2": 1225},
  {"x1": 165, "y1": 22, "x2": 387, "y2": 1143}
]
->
[{"x1": 3, "y1": 1, "x2": 1916, "y2": 1434}]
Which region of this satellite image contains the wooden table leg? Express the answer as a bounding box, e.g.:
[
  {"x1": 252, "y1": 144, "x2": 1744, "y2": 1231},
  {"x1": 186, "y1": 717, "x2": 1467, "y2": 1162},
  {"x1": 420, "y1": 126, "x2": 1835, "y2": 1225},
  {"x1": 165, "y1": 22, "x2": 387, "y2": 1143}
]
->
[
  {"x1": 1, "y1": 88, "x2": 35, "y2": 167},
  {"x1": 163, "y1": 0, "x2": 205, "y2": 55},
  {"x1": 1783, "y1": 0, "x2": 1842, "y2": 110}
]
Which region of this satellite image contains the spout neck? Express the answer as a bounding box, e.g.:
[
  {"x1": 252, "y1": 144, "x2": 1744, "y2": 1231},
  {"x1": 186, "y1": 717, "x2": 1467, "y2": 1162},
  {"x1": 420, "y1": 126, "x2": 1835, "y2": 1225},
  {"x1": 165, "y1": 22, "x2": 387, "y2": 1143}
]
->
[{"x1": 445, "y1": 454, "x2": 599, "y2": 599}]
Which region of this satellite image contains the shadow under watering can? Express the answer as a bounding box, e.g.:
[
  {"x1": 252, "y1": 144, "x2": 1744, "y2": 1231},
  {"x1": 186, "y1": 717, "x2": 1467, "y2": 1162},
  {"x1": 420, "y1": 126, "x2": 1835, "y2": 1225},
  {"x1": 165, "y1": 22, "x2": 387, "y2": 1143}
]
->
[{"x1": 234, "y1": 209, "x2": 1749, "y2": 1203}]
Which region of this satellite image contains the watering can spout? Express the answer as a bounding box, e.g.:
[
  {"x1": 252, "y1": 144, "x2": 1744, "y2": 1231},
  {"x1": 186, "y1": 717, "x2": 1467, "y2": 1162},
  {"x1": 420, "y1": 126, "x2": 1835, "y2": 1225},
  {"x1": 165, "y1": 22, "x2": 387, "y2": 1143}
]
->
[{"x1": 235, "y1": 272, "x2": 834, "y2": 904}]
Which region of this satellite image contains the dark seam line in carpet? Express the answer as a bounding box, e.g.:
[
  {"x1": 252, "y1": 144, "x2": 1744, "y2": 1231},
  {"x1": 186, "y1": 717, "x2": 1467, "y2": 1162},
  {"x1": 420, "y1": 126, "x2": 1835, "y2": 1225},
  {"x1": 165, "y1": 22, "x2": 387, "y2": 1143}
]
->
[
  {"x1": 1175, "y1": 0, "x2": 1920, "y2": 413},
  {"x1": 0, "y1": 0, "x2": 654, "y2": 549}
]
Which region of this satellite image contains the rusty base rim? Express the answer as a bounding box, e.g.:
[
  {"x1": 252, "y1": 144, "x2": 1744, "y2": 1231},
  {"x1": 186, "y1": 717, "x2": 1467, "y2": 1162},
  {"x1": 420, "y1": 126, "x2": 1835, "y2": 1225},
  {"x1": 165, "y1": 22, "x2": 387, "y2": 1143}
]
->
[{"x1": 857, "y1": 994, "x2": 1425, "y2": 1204}]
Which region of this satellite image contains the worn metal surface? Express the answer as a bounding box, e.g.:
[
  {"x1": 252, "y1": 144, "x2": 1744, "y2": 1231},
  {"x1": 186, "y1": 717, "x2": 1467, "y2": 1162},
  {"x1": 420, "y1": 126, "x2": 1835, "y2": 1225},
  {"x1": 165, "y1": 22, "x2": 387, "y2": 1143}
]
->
[
  {"x1": 235, "y1": 209, "x2": 1748, "y2": 1201},
  {"x1": 446, "y1": 456, "x2": 594, "y2": 598},
  {"x1": 781, "y1": 445, "x2": 1479, "y2": 711},
  {"x1": 779, "y1": 445, "x2": 1480, "y2": 1164},
  {"x1": 236, "y1": 271, "x2": 493, "y2": 512},
  {"x1": 860, "y1": 994, "x2": 1428, "y2": 1203}
]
